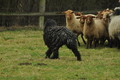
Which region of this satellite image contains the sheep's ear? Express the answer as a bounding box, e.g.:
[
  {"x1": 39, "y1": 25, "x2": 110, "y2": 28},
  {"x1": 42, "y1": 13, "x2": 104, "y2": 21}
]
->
[
  {"x1": 110, "y1": 10, "x2": 113, "y2": 12},
  {"x1": 78, "y1": 12, "x2": 83, "y2": 15},
  {"x1": 92, "y1": 16, "x2": 96, "y2": 18},
  {"x1": 97, "y1": 11, "x2": 100, "y2": 13},
  {"x1": 76, "y1": 17, "x2": 80, "y2": 19},
  {"x1": 97, "y1": 11, "x2": 102, "y2": 14},
  {"x1": 71, "y1": 11, "x2": 74, "y2": 13}
]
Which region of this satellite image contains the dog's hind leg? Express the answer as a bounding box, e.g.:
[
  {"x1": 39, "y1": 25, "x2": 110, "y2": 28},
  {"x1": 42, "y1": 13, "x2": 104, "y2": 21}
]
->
[
  {"x1": 66, "y1": 41, "x2": 82, "y2": 61},
  {"x1": 71, "y1": 48, "x2": 82, "y2": 61},
  {"x1": 45, "y1": 48, "x2": 52, "y2": 58},
  {"x1": 50, "y1": 48, "x2": 59, "y2": 59}
]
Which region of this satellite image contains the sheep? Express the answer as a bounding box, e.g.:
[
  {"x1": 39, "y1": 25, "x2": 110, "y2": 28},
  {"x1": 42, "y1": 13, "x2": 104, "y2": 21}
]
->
[
  {"x1": 83, "y1": 15, "x2": 108, "y2": 48},
  {"x1": 76, "y1": 15, "x2": 87, "y2": 33},
  {"x1": 43, "y1": 19, "x2": 81, "y2": 61},
  {"x1": 101, "y1": 8, "x2": 113, "y2": 20},
  {"x1": 96, "y1": 11, "x2": 103, "y2": 19},
  {"x1": 96, "y1": 8, "x2": 113, "y2": 28},
  {"x1": 96, "y1": 8, "x2": 113, "y2": 20},
  {"x1": 76, "y1": 14, "x2": 97, "y2": 35},
  {"x1": 62, "y1": 10, "x2": 86, "y2": 46},
  {"x1": 108, "y1": 9, "x2": 120, "y2": 49},
  {"x1": 96, "y1": 8, "x2": 113, "y2": 45}
]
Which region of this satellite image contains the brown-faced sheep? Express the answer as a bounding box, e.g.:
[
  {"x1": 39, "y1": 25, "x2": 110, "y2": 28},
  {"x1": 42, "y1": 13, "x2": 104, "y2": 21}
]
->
[
  {"x1": 83, "y1": 15, "x2": 108, "y2": 48},
  {"x1": 63, "y1": 10, "x2": 86, "y2": 46},
  {"x1": 76, "y1": 15, "x2": 86, "y2": 33},
  {"x1": 76, "y1": 14, "x2": 96, "y2": 32}
]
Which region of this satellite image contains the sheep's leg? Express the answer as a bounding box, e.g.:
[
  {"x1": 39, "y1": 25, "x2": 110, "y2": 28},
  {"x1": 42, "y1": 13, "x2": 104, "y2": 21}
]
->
[
  {"x1": 96, "y1": 39, "x2": 99, "y2": 45},
  {"x1": 100, "y1": 39, "x2": 105, "y2": 45},
  {"x1": 77, "y1": 34, "x2": 80, "y2": 46},
  {"x1": 107, "y1": 38, "x2": 110, "y2": 46},
  {"x1": 93, "y1": 39, "x2": 98, "y2": 48},
  {"x1": 109, "y1": 38, "x2": 114, "y2": 48},
  {"x1": 45, "y1": 48, "x2": 52, "y2": 58},
  {"x1": 71, "y1": 48, "x2": 81, "y2": 61},
  {"x1": 50, "y1": 48, "x2": 59, "y2": 59},
  {"x1": 116, "y1": 38, "x2": 120, "y2": 49},
  {"x1": 81, "y1": 34, "x2": 86, "y2": 44},
  {"x1": 77, "y1": 38, "x2": 81, "y2": 46},
  {"x1": 86, "y1": 39, "x2": 89, "y2": 49},
  {"x1": 117, "y1": 40, "x2": 120, "y2": 49},
  {"x1": 89, "y1": 40, "x2": 92, "y2": 48},
  {"x1": 76, "y1": 34, "x2": 80, "y2": 46}
]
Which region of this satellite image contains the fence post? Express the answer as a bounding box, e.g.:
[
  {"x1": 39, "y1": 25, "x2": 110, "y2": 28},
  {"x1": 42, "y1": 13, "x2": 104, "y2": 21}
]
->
[{"x1": 39, "y1": 0, "x2": 46, "y2": 30}]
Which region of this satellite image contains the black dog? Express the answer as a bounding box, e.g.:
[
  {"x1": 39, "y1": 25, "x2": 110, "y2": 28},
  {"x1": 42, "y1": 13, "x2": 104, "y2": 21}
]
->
[{"x1": 43, "y1": 19, "x2": 81, "y2": 61}]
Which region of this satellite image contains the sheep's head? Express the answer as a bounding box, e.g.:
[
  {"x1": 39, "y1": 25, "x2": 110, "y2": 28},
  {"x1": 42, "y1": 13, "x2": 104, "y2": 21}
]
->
[
  {"x1": 62, "y1": 10, "x2": 74, "y2": 20},
  {"x1": 96, "y1": 8, "x2": 113, "y2": 20},
  {"x1": 96, "y1": 11, "x2": 103, "y2": 19},
  {"x1": 76, "y1": 15, "x2": 86, "y2": 24},
  {"x1": 101, "y1": 8, "x2": 113, "y2": 20},
  {"x1": 86, "y1": 16, "x2": 95, "y2": 25},
  {"x1": 101, "y1": 12, "x2": 110, "y2": 20},
  {"x1": 75, "y1": 12, "x2": 83, "y2": 16}
]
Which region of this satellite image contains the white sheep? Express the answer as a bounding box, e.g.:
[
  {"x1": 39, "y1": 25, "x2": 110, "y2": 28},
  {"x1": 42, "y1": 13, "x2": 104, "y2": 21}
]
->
[
  {"x1": 63, "y1": 10, "x2": 86, "y2": 46},
  {"x1": 83, "y1": 15, "x2": 108, "y2": 48},
  {"x1": 108, "y1": 15, "x2": 120, "y2": 49}
]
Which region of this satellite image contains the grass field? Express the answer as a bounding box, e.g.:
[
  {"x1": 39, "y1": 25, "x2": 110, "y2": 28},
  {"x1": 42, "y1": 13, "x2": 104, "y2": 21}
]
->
[{"x1": 0, "y1": 29, "x2": 120, "y2": 80}]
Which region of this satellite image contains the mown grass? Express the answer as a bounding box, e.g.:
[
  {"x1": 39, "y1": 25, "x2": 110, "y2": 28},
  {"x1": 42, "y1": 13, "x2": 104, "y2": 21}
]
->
[{"x1": 0, "y1": 29, "x2": 120, "y2": 80}]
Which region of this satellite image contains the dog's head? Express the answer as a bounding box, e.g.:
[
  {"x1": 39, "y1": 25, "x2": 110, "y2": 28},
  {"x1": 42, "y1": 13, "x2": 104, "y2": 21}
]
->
[{"x1": 44, "y1": 19, "x2": 57, "y2": 30}]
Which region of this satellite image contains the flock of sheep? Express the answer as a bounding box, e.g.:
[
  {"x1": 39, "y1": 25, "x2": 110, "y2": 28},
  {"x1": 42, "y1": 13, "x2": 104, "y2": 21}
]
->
[
  {"x1": 62, "y1": 7, "x2": 120, "y2": 49},
  {"x1": 43, "y1": 7, "x2": 120, "y2": 61}
]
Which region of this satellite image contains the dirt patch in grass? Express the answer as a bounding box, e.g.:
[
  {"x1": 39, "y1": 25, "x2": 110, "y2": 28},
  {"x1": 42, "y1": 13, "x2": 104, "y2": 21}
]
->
[
  {"x1": 18, "y1": 63, "x2": 47, "y2": 66},
  {"x1": 18, "y1": 62, "x2": 32, "y2": 65}
]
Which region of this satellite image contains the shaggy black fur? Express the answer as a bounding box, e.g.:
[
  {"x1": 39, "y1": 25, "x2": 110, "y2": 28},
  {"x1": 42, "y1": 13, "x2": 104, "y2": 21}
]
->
[{"x1": 43, "y1": 19, "x2": 81, "y2": 61}]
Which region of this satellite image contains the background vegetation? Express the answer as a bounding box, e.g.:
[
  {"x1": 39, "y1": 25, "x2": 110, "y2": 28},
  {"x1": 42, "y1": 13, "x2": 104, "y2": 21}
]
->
[
  {"x1": 0, "y1": 1, "x2": 119, "y2": 80},
  {"x1": 0, "y1": 29, "x2": 120, "y2": 80},
  {"x1": 0, "y1": 0, "x2": 119, "y2": 27}
]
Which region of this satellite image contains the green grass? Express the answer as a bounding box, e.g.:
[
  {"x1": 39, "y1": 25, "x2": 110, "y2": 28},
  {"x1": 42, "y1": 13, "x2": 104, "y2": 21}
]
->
[{"x1": 0, "y1": 29, "x2": 120, "y2": 80}]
